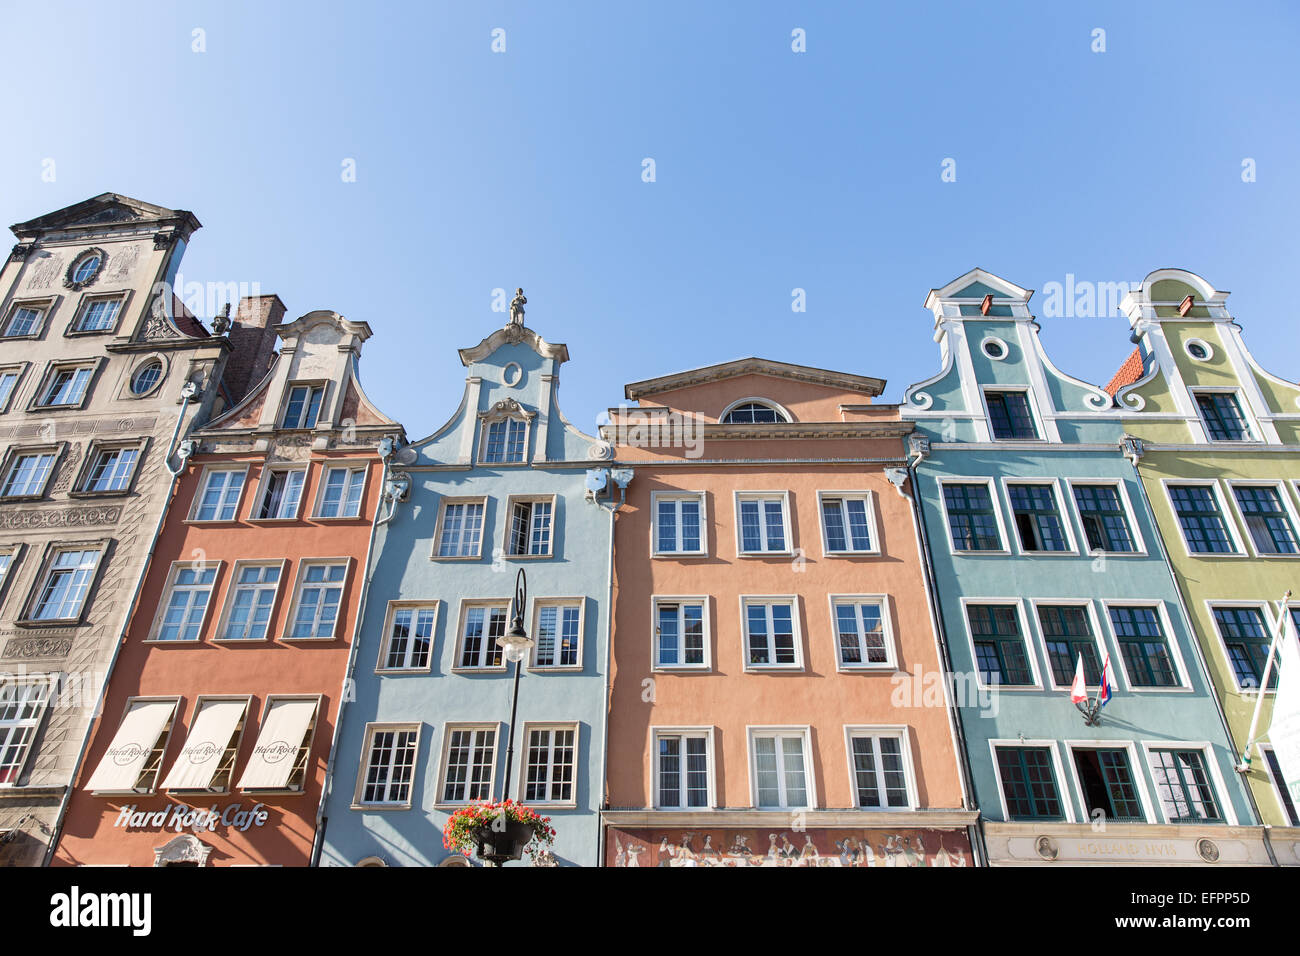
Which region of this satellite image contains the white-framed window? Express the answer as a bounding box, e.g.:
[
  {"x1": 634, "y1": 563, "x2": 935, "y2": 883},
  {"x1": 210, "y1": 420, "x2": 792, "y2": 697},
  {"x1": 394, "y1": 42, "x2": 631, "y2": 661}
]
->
[
  {"x1": 939, "y1": 478, "x2": 1008, "y2": 553},
  {"x1": 0, "y1": 546, "x2": 19, "y2": 599},
  {"x1": 1005, "y1": 480, "x2": 1075, "y2": 553},
  {"x1": 0, "y1": 448, "x2": 60, "y2": 499},
  {"x1": 1031, "y1": 600, "x2": 1111, "y2": 691},
  {"x1": 378, "y1": 602, "x2": 438, "y2": 671},
  {"x1": 87, "y1": 697, "x2": 180, "y2": 794},
  {"x1": 356, "y1": 723, "x2": 420, "y2": 807},
  {"x1": 254, "y1": 466, "x2": 307, "y2": 520},
  {"x1": 1164, "y1": 480, "x2": 1245, "y2": 556},
  {"x1": 830, "y1": 595, "x2": 895, "y2": 670},
  {"x1": 0, "y1": 677, "x2": 53, "y2": 786},
  {"x1": 653, "y1": 597, "x2": 709, "y2": 670},
  {"x1": 239, "y1": 696, "x2": 319, "y2": 793},
  {"x1": 532, "y1": 599, "x2": 583, "y2": 669},
  {"x1": 1065, "y1": 741, "x2": 1153, "y2": 824},
  {"x1": 983, "y1": 388, "x2": 1040, "y2": 440},
  {"x1": 76, "y1": 442, "x2": 143, "y2": 495},
  {"x1": 504, "y1": 495, "x2": 555, "y2": 557},
  {"x1": 653, "y1": 728, "x2": 714, "y2": 809},
  {"x1": 432, "y1": 497, "x2": 487, "y2": 559},
  {"x1": 1226, "y1": 481, "x2": 1300, "y2": 557},
  {"x1": 34, "y1": 363, "x2": 95, "y2": 408},
  {"x1": 161, "y1": 696, "x2": 251, "y2": 793},
  {"x1": 962, "y1": 598, "x2": 1041, "y2": 690},
  {"x1": 454, "y1": 600, "x2": 508, "y2": 670},
  {"x1": 1065, "y1": 479, "x2": 1145, "y2": 555},
  {"x1": 2, "y1": 301, "x2": 48, "y2": 338},
  {"x1": 1141, "y1": 742, "x2": 1232, "y2": 825},
  {"x1": 749, "y1": 727, "x2": 814, "y2": 809},
  {"x1": 734, "y1": 491, "x2": 792, "y2": 555},
  {"x1": 1209, "y1": 602, "x2": 1277, "y2": 692},
  {"x1": 25, "y1": 545, "x2": 104, "y2": 623},
  {"x1": 478, "y1": 414, "x2": 531, "y2": 464},
  {"x1": 0, "y1": 364, "x2": 27, "y2": 412},
  {"x1": 1193, "y1": 389, "x2": 1255, "y2": 442},
  {"x1": 987, "y1": 738, "x2": 1074, "y2": 822},
  {"x1": 281, "y1": 383, "x2": 324, "y2": 430},
  {"x1": 719, "y1": 398, "x2": 790, "y2": 424},
  {"x1": 818, "y1": 492, "x2": 877, "y2": 555},
  {"x1": 70, "y1": 295, "x2": 123, "y2": 333},
  {"x1": 1259, "y1": 744, "x2": 1300, "y2": 826},
  {"x1": 285, "y1": 560, "x2": 349, "y2": 640},
  {"x1": 314, "y1": 464, "x2": 367, "y2": 519},
  {"x1": 741, "y1": 597, "x2": 801, "y2": 669},
  {"x1": 149, "y1": 561, "x2": 221, "y2": 642},
  {"x1": 844, "y1": 728, "x2": 915, "y2": 810},
  {"x1": 190, "y1": 467, "x2": 247, "y2": 522},
  {"x1": 651, "y1": 491, "x2": 707, "y2": 556},
  {"x1": 215, "y1": 561, "x2": 284, "y2": 641},
  {"x1": 438, "y1": 723, "x2": 498, "y2": 805},
  {"x1": 1101, "y1": 601, "x2": 1187, "y2": 690},
  {"x1": 520, "y1": 722, "x2": 578, "y2": 805}
]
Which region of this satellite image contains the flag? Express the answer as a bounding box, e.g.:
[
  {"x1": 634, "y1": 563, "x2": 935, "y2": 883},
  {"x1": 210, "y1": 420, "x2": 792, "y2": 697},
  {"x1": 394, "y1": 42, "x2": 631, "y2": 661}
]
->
[
  {"x1": 1267, "y1": 609, "x2": 1300, "y2": 808},
  {"x1": 1099, "y1": 652, "x2": 1114, "y2": 707},
  {"x1": 1070, "y1": 654, "x2": 1087, "y2": 704}
]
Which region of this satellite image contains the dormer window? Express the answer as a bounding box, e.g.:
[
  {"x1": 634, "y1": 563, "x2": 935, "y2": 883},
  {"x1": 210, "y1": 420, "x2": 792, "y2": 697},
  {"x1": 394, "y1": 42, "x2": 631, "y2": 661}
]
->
[
  {"x1": 721, "y1": 401, "x2": 789, "y2": 424},
  {"x1": 281, "y1": 384, "x2": 324, "y2": 429},
  {"x1": 477, "y1": 399, "x2": 535, "y2": 465}
]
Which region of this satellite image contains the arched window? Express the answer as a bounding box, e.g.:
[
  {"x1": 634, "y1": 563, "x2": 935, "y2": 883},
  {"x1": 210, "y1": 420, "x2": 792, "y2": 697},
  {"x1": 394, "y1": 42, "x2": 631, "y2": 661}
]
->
[{"x1": 720, "y1": 400, "x2": 790, "y2": 424}]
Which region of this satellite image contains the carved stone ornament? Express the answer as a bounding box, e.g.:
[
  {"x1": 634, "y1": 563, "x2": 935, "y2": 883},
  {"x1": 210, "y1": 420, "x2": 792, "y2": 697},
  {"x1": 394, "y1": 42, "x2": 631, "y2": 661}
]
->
[
  {"x1": 2, "y1": 637, "x2": 73, "y2": 660},
  {"x1": 1034, "y1": 836, "x2": 1058, "y2": 861},
  {"x1": 587, "y1": 440, "x2": 614, "y2": 461},
  {"x1": 508, "y1": 288, "x2": 527, "y2": 327},
  {"x1": 502, "y1": 323, "x2": 527, "y2": 344},
  {"x1": 0, "y1": 504, "x2": 121, "y2": 530},
  {"x1": 478, "y1": 398, "x2": 536, "y2": 424},
  {"x1": 153, "y1": 834, "x2": 211, "y2": 867},
  {"x1": 64, "y1": 247, "x2": 107, "y2": 291},
  {"x1": 142, "y1": 296, "x2": 180, "y2": 340},
  {"x1": 153, "y1": 231, "x2": 172, "y2": 250},
  {"x1": 9, "y1": 243, "x2": 32, "y2": 262},
  {"x1": 1196, "y1": 838, "x2": 1220, "y2": 864}
]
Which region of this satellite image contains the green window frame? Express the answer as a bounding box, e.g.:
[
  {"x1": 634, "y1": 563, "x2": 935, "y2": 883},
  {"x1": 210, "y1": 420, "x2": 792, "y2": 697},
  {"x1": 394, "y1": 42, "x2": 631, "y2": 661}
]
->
[
  {"x1": 1212, "y1": 606, "x2": 1276, "y2": 690},
  {"x1": 968, "y1": 604, "x2": 1033, "y2": 686},
  {"x1": 1232, "y1": 486, "x2": 1298, "y2": 555},
  {"x1": 1072, "y1": 484, "x2": 1136, "y2": 553},
  {"x1": 995, "y1": 746, "x2": 1064, "y2": 820},
  {"x1": 1169, "y1": 485, "x2": 1237, "y2": 554},
  {"x1": 986, "y1": 390, "x2": 1039, "y2": 440},
  {"x1": 1008, "y1": 484, "x2": 1069, "y2": 552},
  {"x1": 1038, "y1": 605, "x2": 1100, "y2": 685},
  {"x1": 1073, "y1": 747, "x2": 1144, "y2": 822},
  {"x1": 1195, "y1": 392, "x2": 1251, "y2": 441},
  {"x1": 1108, "y1": 606, "x2": 1178, "y2": 687},
  {"x1": 943, "y1": 483, "x2": 1002, "y2": 551}
]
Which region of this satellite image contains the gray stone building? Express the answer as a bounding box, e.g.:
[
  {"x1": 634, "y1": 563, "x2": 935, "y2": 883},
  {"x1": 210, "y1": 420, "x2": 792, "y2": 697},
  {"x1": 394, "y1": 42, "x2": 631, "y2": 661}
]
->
[{"x1": 0, "y1": 193, "x2": 276, "y2": 865}]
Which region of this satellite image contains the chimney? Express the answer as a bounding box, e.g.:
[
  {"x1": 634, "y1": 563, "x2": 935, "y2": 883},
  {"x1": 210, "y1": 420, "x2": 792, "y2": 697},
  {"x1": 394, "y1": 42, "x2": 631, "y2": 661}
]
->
[{"x1": 222, "y1": 294, "x2": 286, "y2": 403}]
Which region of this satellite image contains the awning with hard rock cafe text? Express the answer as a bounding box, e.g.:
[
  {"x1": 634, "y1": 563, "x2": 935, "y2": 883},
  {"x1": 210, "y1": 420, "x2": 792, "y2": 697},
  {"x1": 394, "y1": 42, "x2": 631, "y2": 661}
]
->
[
  {"x1": 87, "y1": 699, "x2": 177, "y2": 792},
  {"x1": 236, "y1": 698, "x2": 317, "y2": 789},
  {"x1": 160, "y1": 698, "x2": 248, "y2": 790}
]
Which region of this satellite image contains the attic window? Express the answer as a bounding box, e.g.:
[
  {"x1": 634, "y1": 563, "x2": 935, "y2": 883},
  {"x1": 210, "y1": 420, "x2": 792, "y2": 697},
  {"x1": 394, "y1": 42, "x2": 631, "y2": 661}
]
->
[{"x1": 721, "y1": 401, "x2": 789, "y2": 424}]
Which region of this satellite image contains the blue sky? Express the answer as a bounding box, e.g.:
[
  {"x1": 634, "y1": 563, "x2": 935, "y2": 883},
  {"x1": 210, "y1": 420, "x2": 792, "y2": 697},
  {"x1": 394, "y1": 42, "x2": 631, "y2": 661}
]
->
[{"x1": 3, "y1": 1, "x2": 1298, "y2": 438}]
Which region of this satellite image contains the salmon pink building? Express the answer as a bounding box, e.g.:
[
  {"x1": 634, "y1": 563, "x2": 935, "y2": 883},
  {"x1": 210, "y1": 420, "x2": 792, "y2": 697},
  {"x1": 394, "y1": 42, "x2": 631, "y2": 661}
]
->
[
  {"x1": 52, "y1": 307, "x2": 402, "y2": 867},
  {"x1": 601, "y1": 358, "x2": 977, "y2": 866}
]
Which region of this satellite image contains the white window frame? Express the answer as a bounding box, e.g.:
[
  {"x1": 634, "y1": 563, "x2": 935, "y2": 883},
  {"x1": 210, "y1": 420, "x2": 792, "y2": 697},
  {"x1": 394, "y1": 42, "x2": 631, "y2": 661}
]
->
[
  {"x1": 1, "y1": 298, "x2": 52, "y2": 339},
  {"x1": 72, "y1": 439, "x2": 147, "y2": 497},
  {"x1": 435, "y1": 721, "x2": 501, "y2": 807},
  {"x1": 517, "y1": 721, "x2": 580, "y2": 807},
  {"x1": 937, "y1": 476, "x2": 1010, "y2": 555},
  {"x1": 1161, "y1": 478, "x2": 1249, "y2": 558},
  {"x1": 1000, "y1": 477, "x2": 1078, "y2": 556},
  {"x1": 1028, "y1": 599, "x2": 1113, "y2": 692},
  {"x1": 213, "y1": 559, "x2": 287, "y2": 643},
  {"x1": 747, "y1": 726, "x2": 816, "y2": 810},
  {"x1": 1140, "y1": 740, "x2": 1237, "y2": 826},
  {"x1": 165, "y1": 695, "x2": 253, "y2": 795},
  {"x1": 651, "y1": 596, "x2": 711, "y2": 671},
  {"x1": 958, "y1": 597, "x2": 1044, "y2": 692},
  {"x1": 1258, "y1": 743, "x2": 1300, "y2": 827},
  {"x1": 431, "y1": 496, "x2": 488, "y2": 561},
  {"x1": 650, "y1": 491, "x2": 708, "y2": 557},
  {"x1": 1097, "y1": 599, "x2": 1191, "y2": 692},
  {"x1": 282, "y1": 558, "x2": 352, "y2": 642},
  {"x1": 0, "y1": 363, "x2": 29, "y2": 413},
  {"x1": 733, "y1": 490, "x2": 793, "y2": 556},
  {"x1": 1062, "y1": 739, "x2": 1156, "y2": 824},
  {"x1": 986, "y1": 738, "x2": 1076, "y2": 823},
  {"x1": 0, "y1": 445, "x2": 63, "y2": 500},
  {"x1": 279, "y1": 382, "x2": 327, "y2": 430},
  {"x1": 739, "y1": 595, "x2": 804, "y2": 672},
  {"x1": 69, "y1": 292, "x2": 127, "y2": 335},
  {"x1": 1190, "y1": 387, "x2": 1259, "y2": 443},
  {"x1": 452, "y1": 599, "x2": 511, "y2": 671},
  {"x1": 1062, "y1": 477, "x2": 1148, "y2": 557},
  {"x1": 530, "y1": 597, "x2": 584, "y2": 670},
  {"x1": 827, "y1": 594, "x2": 897, "y2": 671},
  {"x1": 477, "y1": 416, "x2": 532, "y2": 466},
  {"x1": 146, "y1": 560, "x2": 224, "y2": 643},
  {"x1": 21, "y1": 541, "x2": 107, "y2": 625},
  {"x1": 0, "y1": 675, "x2": 55, "y2": 788},
  {"x1": 502, "y1": 494, "x2": 557, "y2": 559},
  {"x1": 1205, "y1": 599, "x2": 1280, "y2": 695},
  {"x1": 91, "y1": 696, "x2": 181, "y2": 795},
  {"x1": 31, "y1": 360, "x2": 98, "y2": 410},
  {"x1": 188, "y1": 466, "x2": 249, "y2": 522},
  {"x1": 376, "y1": 601, "x2": 440, "y2": 673},
  {"x1": 651, "y1": 726, "x2": 716, "y2": 810},
  {"x1": 0, "y1": 544, "x2": 21, "y2": 604},
  {"x1": 718, "y1": 397, "x2": 792, "y2": 424},
  {"x1": 816, "y1": 490, "x2": 880, "y2": 556},
  {"x1": 352, "y1": 722, "x2": 421, "y2": 809},
  {"x1": 1223, "y1": 479, "x2": 1300, "y2": 559},
  {"x1": 312, "y1": 461, "x2": 369, "y2": 520},
  {"x1": 842, "y1": 725, "x2": 917, "y2": 811},
  {"x1": 242, "y1": 694, "x2": 320, "y2": 795},
  {"x1": 250, "y1": 464, "x2": 308, "y2": 521}
]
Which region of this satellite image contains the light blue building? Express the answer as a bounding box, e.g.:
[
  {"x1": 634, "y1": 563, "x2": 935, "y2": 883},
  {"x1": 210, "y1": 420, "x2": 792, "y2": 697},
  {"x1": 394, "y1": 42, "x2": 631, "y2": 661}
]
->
[
  {"x1": 317, "y1": 310, "x2": 622, "y2": 867},
  {"x1": 901, "y1": 269, "x2": 1264, "y2": 866}
]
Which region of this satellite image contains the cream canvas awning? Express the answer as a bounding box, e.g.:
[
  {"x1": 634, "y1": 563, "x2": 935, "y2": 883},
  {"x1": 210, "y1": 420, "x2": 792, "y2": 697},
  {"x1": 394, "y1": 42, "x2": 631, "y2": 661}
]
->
[
  {"x1": 87, "y1": 699, "x2": 177, "y2": 792},
  {"x1": 160, "y1": 698, "x2": 248, "y2": 790},
  {"x1": 237, "y1": 698, "x2": 317, "y2": 790}
]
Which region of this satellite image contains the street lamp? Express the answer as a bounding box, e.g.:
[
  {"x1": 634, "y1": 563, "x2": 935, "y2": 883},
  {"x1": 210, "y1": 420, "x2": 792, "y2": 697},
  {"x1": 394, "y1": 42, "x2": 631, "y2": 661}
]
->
[{"x1": 496, "y1": 568, "x2": 534, "y2": 801}]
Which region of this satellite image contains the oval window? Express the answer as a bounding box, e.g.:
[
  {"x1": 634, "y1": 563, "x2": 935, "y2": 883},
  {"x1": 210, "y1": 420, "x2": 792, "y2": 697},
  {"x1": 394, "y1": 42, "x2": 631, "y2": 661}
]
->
[
  {"x1": 131, "y1": 361, "x2": 163, "y2": 395},
  {"x1": 983, "y1": 340, "x2": 1006, "y2": 359},
  {"x1": 1187, "y1": 342, "x2": 1208, "y2": 360},
  {"x1": 73, "y1": 254, "x2": 102, "y2": 284}
]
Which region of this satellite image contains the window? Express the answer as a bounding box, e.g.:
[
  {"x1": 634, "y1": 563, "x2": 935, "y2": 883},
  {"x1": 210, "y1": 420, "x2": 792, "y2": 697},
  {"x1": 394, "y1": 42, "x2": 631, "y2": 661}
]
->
[
  {"x1": 1186, "y1": 340, "x2": 1210, "y2": 360},
  {"x1": 1008, "y1": 483, "x2": 1070, "y2": 552},
  {"x1": 736, "y1": 493, "x2": 790, "y2": 554},
  {"x1": 457, "y1": 603, "x2": 508, "y2": 669},
  {"x1": 481, "y1": 418, "x2": 528, "y2": 463},
  {"x1": 87, "y1": 698, "x2": 178, "y2": 793},
  {"x1": 78, "y1": 446, "x2": 140, "y2": 494},
  {"x1": 986, "y1": 390, "x2": 1038, "y2": 439},
  {"x1": 71, "y1": 252, "x2": 102, "y2": 285},
  {"x1": 0, "y1": 367, "x2": 22, "y2": 410},
  {"x1": 832, "y1": 598, "x2": 891, "y2": 669},
  {"x1": 1213, "y1": 606, "x2": 1276, "y2": 690},
  {"x1": 995, "y1": 746, "x2": 1064, "y2": 820},
  {"x1": 3, "y1": 304, "x2": 44, "y2": 337},
  {"x1": 1072, "y1": 747, "x2": 1144, "y2": 822},
  {"x1": 505, "y1": 496, "x2": 554, "y2": 557},
  {"x1": 72, "y1": 296, "x2": 122, "y2": 333},
  {"x1": 1232, "y1": 485, "x2": 1298, "y2": 555},
  {"x1": 315, "y1": 465, "x2": 366, "y2": 519},
  {"x1": 652, "y1": 493, "x2": 705, "y2": 555},
  {"x1": 1109, "y1": 606, "x2": 1178, "y2": 687},
  {"x1": 721, "y1": 401, "x2": 787, "y2": 424},
  {"x1": 381, "y1": 604, "x2": 437, "y2": 670},
  {"x1": 751, "y1": 730, "x2": 811, "y2": 809},
  {"x1": 1038, "y1": 604, "x2": 1100, "y2": 687},
  {"x1": 256, "y1": 467, "x2": 306, "y2": 520},
  {"x1": 1148, "y1": 749, "x2": 1222, "y2": 823},
  {"x1": 434, "y1": 498, "x2": 486, "y2": 559},
  {"x1": 0, "y1": 678, "x2": 53, "y2": 785},
  {"x1": 1072, "y1": 484, "x2": 1136, "y2": 553},
  {"x1": 238, "y1": 697, "x2": 318, "y2": 792},
  {"x1": 0, "y1": 549, "x2": 16, "y2": 595},
  {"x1": 742, "y1": 598, "x2": 800, "y2": 668},
  {"x1": 968, "y1": 604, "x2": 1034, "y2": 686},
  {"x1": 152, "y1": 564, "x2": 218, "y2": 641},
  {"x1": 29, "y1": 547, "x2": 102, "y2": 621},
  {"x1": 161, "y1": 698, "x2": 249, "y2": 792},
  {"x1": 359, "y1": 725, "x2": 419, "y2": 806},
  {"x1": 36, "y1": 364, "x2": 94, "y2": 407},
  {"x1": 281, "y1": 384, "x2": 324, "y2": 429},
  {"x1": 848, "y1": 732, "x2": 911, "y2": 809},
  {"x1": 942, "y1": 482, "x2": 1003, "y2": 551},
  {"x1": 440, "y1": 725, "x2": 497, "y2": 803},
  {"x1": 654, "y1": 599, "x2": 707, "y2": 669},
  {"x1": 522, "y1": 724, "x2": 577, "y2": 804},
  {"x1": 192, "y1": 468, "x2": 246, "y2": 521},
  {"x1": 1263, "y1": 747, "x2": 1300, "y2": 826},
  {"x1": 1195, "y1": 392, "x2": 1252, "y2": 441},
  {"x1": 218, "y1": 563, "x2": 282, "y2": 641},
  {"x1": 655, "y1": 731, "x2": 711, "y2": 809},
  {"x1": 288, "y1": 562, "x2": 348, "y2": 639},
  {"x1": 130, "y1": 361, "x2": 163, "y2": 396},
  {"x1": 533, "y1": 601, "x2": 582, "y2": 668},
  {"x1": 1169, "y1": 484, "x2": 1238, "y2": 554},
  {"x1": 1, "y1": 450, "x2": 58, "y2": 498},
  {"x1": 820, "y1": 494, "x2": 875, "y2": 554}
]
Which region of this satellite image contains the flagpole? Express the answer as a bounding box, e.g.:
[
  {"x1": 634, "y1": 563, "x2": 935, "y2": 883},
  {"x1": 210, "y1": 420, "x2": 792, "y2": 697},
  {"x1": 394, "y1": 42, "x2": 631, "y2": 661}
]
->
[{"x1": 1237, "y1": 589, "x2": 1292, "y2": 772}]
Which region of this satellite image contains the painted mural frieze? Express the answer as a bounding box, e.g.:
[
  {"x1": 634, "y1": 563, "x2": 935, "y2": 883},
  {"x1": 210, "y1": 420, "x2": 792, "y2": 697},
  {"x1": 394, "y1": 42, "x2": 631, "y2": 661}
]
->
[
  {"x1": 608, "y1": 828, "x2": 971, "y2": 868},
  {"x1": 0, "y1": 504, "x2": 121, "y2": 530}
]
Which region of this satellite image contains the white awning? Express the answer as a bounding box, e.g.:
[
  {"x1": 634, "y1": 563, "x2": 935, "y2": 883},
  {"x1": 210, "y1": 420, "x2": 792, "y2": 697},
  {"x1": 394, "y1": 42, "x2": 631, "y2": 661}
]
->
[
  {"x1": 160, "y1": 698, "x2": 248, "y2": 790},
  {"x1": 87, "y1": 699, "x2": 177, "y2": 792},
  {"x1": 237, "y1": 698, "x2": 317, "y2": 790}
]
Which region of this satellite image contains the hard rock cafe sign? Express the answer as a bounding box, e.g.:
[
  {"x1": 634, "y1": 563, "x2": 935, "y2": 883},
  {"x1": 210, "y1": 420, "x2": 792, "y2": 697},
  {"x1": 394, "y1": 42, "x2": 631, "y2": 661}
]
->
[{"x1": 113, "y1": 803, "x2": 271, "y2": 833}]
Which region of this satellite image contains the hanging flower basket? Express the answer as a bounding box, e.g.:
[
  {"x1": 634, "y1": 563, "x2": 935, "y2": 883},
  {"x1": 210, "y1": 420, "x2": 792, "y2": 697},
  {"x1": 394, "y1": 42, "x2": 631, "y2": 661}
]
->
[{"x1": 442, "y1": 799, "x2": 556, "y2": 866}]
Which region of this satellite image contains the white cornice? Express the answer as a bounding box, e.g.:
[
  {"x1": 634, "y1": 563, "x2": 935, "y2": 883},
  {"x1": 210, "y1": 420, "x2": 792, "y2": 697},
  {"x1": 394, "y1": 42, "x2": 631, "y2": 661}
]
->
[{"x1": 457, "y1": 324, "x2": 569, "y2": 366}]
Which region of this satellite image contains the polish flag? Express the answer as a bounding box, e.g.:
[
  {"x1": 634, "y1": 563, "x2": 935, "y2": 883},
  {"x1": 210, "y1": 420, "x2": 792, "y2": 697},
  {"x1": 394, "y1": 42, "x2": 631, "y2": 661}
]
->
[{"x1": 1070, "y1": 654, "x2": 1088, "y2": 704}]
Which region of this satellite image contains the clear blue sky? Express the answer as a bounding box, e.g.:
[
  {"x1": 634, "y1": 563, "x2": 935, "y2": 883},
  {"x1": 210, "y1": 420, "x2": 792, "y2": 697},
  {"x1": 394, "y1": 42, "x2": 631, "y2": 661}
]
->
[{"x1": 4, "y1": 1, "x2": 1298, "y2": 438}]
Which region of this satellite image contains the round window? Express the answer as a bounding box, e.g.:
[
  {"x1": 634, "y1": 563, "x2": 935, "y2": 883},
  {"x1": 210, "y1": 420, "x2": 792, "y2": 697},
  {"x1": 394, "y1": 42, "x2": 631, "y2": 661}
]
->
[
  {"x1": 73, "y1": 254, "x2": 102, "y2": 284},
  {"x1": 982, "y1": 338, "x2": 1007, "y2": 360},
  {"x1": 1187, "y1": 341, "x2": 1208, "y2": 360},
  {"x1": 131, "y1": 361, "x2": 163, "y2": 395}
]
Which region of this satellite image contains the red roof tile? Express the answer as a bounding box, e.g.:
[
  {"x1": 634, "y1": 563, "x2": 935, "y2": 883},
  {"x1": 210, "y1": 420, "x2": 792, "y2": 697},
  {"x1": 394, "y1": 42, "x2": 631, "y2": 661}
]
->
[{"x1": 1104, "y1": 347, "x2": 1144, "y2": 396}]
